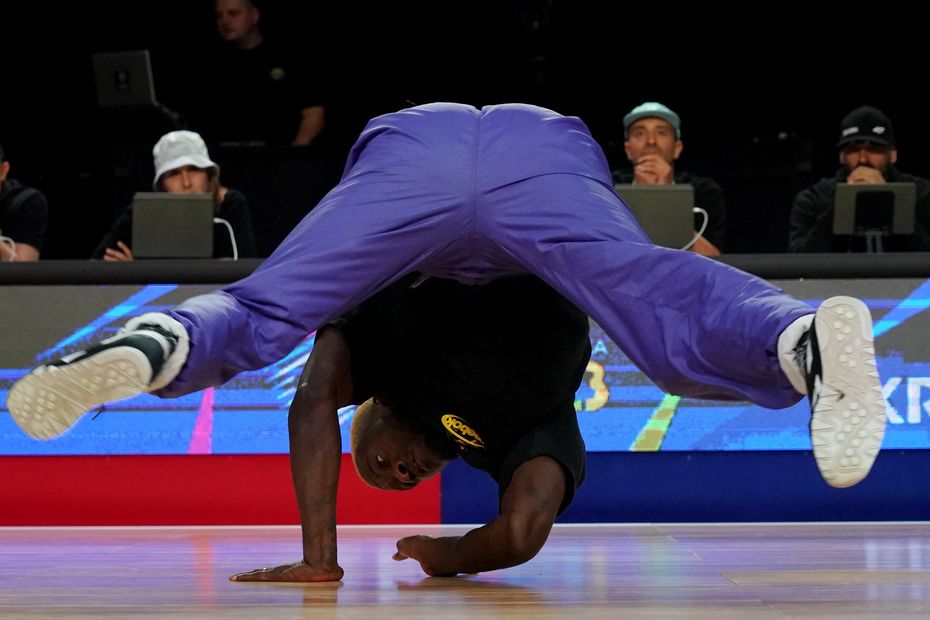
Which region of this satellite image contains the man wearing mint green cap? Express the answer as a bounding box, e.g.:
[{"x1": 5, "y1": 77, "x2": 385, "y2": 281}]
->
[{"x1": 613, "y1": 101, "x2": 727, "y2": 256}]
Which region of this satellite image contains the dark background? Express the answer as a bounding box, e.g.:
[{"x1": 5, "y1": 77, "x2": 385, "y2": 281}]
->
[{"x1": 2, "y1": 1, "x2": 927, "y2": 257}]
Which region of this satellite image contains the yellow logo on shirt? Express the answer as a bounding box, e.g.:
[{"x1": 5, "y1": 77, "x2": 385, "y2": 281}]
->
[{"x1": 441, "y1": 414, "x2": 485, "y2": 450}]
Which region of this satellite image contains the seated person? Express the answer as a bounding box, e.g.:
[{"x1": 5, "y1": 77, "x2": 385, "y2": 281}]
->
[
  {"x1": 0, "y1": 143, "x2": 49, "y2": 262},
  {"x1": 612, "y1": 102, "x2": 726, "y2": 256},
  {"x1": 789, "y1": 105, "x2": 930, "y2": 252},
  {"x1": 93, "y1": 131, "x2": 256, "y2": 260}
]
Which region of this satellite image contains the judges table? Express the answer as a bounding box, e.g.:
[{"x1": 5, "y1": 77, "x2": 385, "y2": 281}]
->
[
  {"x1": 1, "y1": 254, "x2": 929, "y2": 526},
  {"x1": 2, "y1": 253, "x2": 930, "y2": 284}
]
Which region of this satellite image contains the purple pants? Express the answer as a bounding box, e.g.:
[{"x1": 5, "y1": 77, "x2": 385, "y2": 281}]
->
[{"x1": 163, "y1": 103, "x2": 811, "y2": 408}]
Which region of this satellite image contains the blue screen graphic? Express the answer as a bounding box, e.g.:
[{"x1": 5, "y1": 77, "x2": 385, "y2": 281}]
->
[{"x1": 2, "y1": 281, "x2": 929, "y2": 454}]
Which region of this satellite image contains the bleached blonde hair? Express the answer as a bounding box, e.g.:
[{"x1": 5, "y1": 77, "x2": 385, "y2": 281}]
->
[{"x1": 350, "y1": 398, "x2": 383, "y2": 488}]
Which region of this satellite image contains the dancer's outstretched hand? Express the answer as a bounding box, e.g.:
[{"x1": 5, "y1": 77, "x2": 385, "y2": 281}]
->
[{"x1": 230, "y1": 560, "x2": 344, "y2": 582}]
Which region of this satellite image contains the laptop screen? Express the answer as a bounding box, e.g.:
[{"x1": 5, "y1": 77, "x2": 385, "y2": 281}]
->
[
  {"x1": 614, "y1": 184, "x2": 695, "y2": 249},
  {"x1": 92, "y1": 50, "x2": 157, "y2": 108},
  {"x1": 131, "y1": 193, "x2": 214, "y2": 258},
  {"x1": 833, "y1": 182, "x2": 916, "y2": 236}
]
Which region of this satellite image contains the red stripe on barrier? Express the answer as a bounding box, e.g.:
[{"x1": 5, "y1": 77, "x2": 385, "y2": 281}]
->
[{"x1": 0, "y1": 454, "x2": 440, "y2": 526}]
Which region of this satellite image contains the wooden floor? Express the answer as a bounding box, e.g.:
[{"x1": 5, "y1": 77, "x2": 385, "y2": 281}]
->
[{"x1": 1, "y1": 523, "x2": 929, "y2": 618}]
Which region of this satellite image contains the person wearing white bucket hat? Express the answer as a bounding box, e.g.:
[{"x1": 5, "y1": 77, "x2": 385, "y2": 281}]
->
[
  {"x1": 92, "y1": 130, "x2": 256, "y2": 260},
  {"x1": 151, "y1": 130, "x2": 220, "y2": 191}
]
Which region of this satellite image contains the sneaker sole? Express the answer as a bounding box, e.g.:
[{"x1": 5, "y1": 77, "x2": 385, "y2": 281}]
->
[
  {"x1": 6, "y1": 347, "x2": 151, "y2": 440},
  {"x1": 811, "y1": 296, "x2": 886, "y2": 488}
]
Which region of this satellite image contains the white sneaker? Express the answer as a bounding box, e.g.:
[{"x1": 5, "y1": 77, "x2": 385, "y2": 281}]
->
[
  {"x1": 6, "y1": 326, "x2": 178, "y2": 440},
  {"x1": 799, "y1": 296, "x2": 886, "y2": 488}
]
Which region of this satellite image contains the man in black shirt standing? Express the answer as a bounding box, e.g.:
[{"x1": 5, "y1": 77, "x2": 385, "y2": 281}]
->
[{"x1": 198, "y1": 0, "x2": 326, "y2": 147}]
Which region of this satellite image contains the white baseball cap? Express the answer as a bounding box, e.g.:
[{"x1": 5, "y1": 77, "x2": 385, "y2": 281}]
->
[{"x1": 152, "y1": 130, "x2": 220, "y2": 189}]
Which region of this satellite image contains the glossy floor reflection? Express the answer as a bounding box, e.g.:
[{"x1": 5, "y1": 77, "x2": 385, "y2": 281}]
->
[{"x1": 1, "y1": 523, "x2": 929, "y2": 618}]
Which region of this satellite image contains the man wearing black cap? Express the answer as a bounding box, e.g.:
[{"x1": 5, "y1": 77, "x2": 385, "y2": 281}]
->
[
  {"x1": 788, "y1": 105, "x2": 930, "y2": 252},
  {"x1": 612, "y1": 101, "x2": 727, "y2": 256},
  {"x1": 0, "y1": 143, "x2": 49, "y2": 262}
]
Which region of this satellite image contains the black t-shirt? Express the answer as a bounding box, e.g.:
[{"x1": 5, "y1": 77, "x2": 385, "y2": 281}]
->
[
  {"x1": 196, "y1": 40, "x2": 323, "y2": 146},
  {"x1": 331, "y1": 274, "x2": 592, "y2": 512},
  {"x1": 0, "y1": 178, "x2": 49, "y2": 250},
  {"x1": 91, "y1": 189, "x2": 256, "y2": 259}
]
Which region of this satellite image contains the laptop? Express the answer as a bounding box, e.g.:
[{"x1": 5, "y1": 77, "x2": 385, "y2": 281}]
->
[
  {"x1": 614, "y1": 184, "x2": 695, "y2": 249},
  {"x1": 131, "y1": 193, "x2": 214, "y2": 258},
  {"x1": 833, "y1": 182, "x2": 916, "y2": 236},
  {"x1": 93, "y1": 50, "x2": 157, "y2": 108}
]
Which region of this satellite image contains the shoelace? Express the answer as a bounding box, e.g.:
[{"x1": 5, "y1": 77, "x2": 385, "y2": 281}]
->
[{"x1": 793, "y1": 330, "x2": 811, "y2": 382}]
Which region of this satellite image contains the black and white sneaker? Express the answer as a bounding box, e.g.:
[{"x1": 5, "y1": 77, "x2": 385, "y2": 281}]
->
[
  {"x1": 799, "y1": 296, "x2": 886, "y2": 488},
  {"x1": 6, "y1": 325, "x2": 178, "y2": 440}
]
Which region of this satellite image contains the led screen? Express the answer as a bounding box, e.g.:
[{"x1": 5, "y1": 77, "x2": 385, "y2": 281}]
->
[{"x1": 2, "y1": 279, "x2": 928, "y2": 454}]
